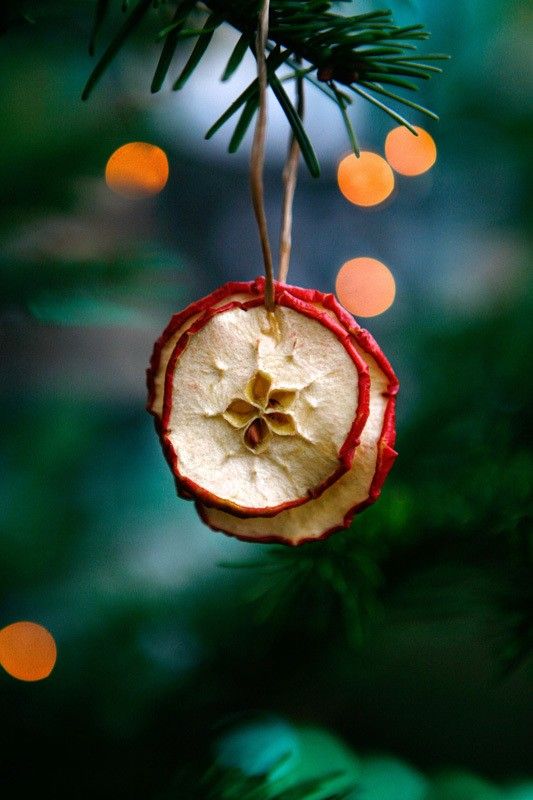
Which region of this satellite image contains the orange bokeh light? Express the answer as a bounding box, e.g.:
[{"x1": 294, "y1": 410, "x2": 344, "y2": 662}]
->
[
  {"x1": 385, "y1": 126, "x2": 437, "y2": 176},
  {"x1": 335, "y1": 257, "x2": 396, "y2": 317},
  {"x1": 105, "y1": 141, "x2": 169, "y2": 198},
  {"x1": 337, "y1": 151, "x2": 395, "y2": 207},
  {"x1": 0, "y1": 622, "x2": 57, "y2": 682}
]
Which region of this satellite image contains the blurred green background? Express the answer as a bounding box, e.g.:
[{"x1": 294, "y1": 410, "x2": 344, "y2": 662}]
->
[{"x1": 0, "y1": 1, "x2": 531, "y2": 797}]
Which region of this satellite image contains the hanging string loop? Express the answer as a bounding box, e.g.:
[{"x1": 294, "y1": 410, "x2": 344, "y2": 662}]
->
[
  {"x1": 250, "y1": 0, "x2": 275, "y2": 311},
  {"x1": 278, "y1": 70, "x2": 304, "y2": 284}
]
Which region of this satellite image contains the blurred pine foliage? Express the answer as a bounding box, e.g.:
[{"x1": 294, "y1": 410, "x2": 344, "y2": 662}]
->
[{"x1": 0, "y1": 2, "x2": 530, "y2": 798}]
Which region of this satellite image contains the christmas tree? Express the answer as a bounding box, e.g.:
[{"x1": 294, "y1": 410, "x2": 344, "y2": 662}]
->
[{"x1": 0, "y1": 1, "x2": 531, "y2": 797}]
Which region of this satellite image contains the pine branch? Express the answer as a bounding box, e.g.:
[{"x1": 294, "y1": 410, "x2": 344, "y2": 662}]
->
[
  {"x1": 331, "y1": 82, "x2": 360, "y2": 157},
  {"x1": 222, "y1": 529, "x2": 384, "y2": 651},
  {"x1": 151, "y1": 0, "x2": 197, "y2": 92},
  {"x1": 82, "y1": 0, "x2": 449, "y2": 175},
  {"x1": 203, "y1": 759, "x2": 354, "y2": 800}
]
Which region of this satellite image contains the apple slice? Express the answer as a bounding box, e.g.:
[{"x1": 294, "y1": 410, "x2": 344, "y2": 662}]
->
[
  {"x1": 147, "y1": 279, "x2": 370, "y2": 517},
  {"x1": 198, "y1": 288, "x2": 398, "y2": 545}
]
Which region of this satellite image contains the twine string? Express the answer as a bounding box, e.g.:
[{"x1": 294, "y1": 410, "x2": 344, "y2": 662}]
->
[
  {"x1": 278, "y1": 71, "x2": 304, "y2": 284},
  {"x1": 250, "y1": 0, "x2": 274, "y2": 311}
]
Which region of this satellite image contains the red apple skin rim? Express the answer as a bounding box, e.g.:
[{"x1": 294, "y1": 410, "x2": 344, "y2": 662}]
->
[
  {"x1": 155, "y1": 280, "x2": 371, "y2": 518},
  {"x1": 197, "y1": 285, "x2": 398, "y2": 545}
]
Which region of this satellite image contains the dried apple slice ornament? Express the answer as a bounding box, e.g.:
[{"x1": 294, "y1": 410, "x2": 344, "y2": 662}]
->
[
  {"x1": 147, "y1": 280, "x2": 398, "y2": 544},
  {"x1": 146, "y1": 1, "x2": 398, "y2": 545},
  {"x1": 148, "y1": 279, "x2": 371, "y2": 518}
]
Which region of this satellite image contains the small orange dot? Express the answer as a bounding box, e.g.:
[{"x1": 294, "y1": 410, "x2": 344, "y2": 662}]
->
[
  {"x1": 385, "y1": 126, "x2": 437, "y2": 176},
  {"x1": 0, "y1": 622, "x2": 57, "y2": 682},
  {"x1": 105, "y1": 141, "x2": 169, "y2": 199},
  {"x1": 337, "y1": 151, "x2": 395, "y2": 207},
  {"x1": 335, "y1": 257, "x2": 396, "y2": 317}
]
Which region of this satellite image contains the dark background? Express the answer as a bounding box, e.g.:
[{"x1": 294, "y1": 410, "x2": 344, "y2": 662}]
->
[{"x1": 0, "y1": 1, "x2": 531, "y2": 797}]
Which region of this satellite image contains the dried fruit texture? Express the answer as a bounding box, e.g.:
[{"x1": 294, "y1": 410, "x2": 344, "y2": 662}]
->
[
  {"x1": 148, "y1": 279, "x2": 371, "y2": 517},
  {"x1": 197, "y1": 287, "x2": 399, "y2": 545}
]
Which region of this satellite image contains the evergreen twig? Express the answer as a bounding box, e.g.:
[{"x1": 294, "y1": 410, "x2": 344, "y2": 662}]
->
[{"x1": 83, "y1": 0, "x2": 448, "y2": 175}]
